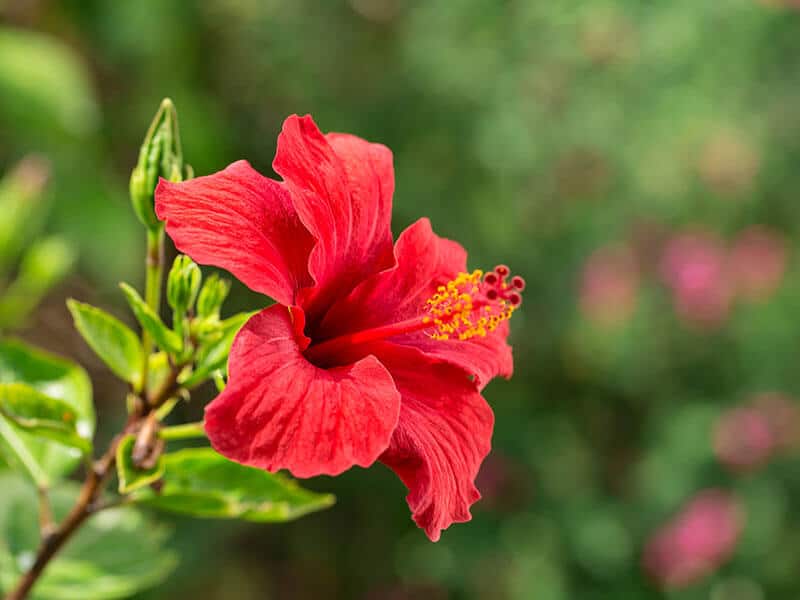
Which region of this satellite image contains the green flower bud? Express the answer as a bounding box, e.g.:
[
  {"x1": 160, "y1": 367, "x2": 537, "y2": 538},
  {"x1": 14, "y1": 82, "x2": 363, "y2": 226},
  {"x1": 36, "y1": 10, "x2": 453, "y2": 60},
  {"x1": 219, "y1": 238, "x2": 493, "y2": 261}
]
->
[
  {"x1": 167, "y1": 255, "x2": 201, "y2": 315},
  {"x1": 129, "y1": 98, "x2": 184, "y2": 230},
  {"x1": 196, "y1": 274, "x2": 230, "y2": 319},
  {"x1": 0, "y1": 156, "x2": 50, "y2": 270},
  {"x1": 129, "y1": 164, "x2": 156, "y2": 229},
  {"x1": 190, "y1": 317, "x2": 224, "y2": 343},
  {"x1": 168, "y1": 162, "x2": 182, "y2": 183}
]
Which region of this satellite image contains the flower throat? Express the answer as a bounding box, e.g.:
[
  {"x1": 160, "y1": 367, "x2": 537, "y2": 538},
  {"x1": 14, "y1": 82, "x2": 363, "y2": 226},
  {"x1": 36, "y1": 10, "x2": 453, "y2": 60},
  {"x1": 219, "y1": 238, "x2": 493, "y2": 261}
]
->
[{"x1": 304, "y1": 265, "x2": 524, "y2": 364}]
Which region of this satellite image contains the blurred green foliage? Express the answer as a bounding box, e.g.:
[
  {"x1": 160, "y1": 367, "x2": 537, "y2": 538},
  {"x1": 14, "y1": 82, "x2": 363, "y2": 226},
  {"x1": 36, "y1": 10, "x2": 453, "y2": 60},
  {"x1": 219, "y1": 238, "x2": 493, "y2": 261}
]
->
[
  {"x1": 0, "y1": 157, "x2": 74, "y2": 330},
  {"x1": 0, "y1": 473, "x2": 178, "y2": 600},
  {"x1": 3, "y1": 0, "x2": 800, "y2": 598}
]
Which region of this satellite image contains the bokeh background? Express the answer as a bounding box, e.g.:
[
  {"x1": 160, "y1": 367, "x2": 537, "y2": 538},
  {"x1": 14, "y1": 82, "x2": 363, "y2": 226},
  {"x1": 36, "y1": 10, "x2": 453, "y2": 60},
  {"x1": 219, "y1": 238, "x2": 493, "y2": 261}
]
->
[{"x1": 3, "y1": 0, "x2": 800, "y2": 598}]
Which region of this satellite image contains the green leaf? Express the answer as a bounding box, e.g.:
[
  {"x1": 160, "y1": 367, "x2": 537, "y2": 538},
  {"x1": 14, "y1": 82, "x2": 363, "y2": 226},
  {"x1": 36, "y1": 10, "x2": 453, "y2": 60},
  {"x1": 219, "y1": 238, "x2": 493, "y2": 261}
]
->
[
  {"x1": 0, "y1": 473, "x2": 177, "y2": 600},
  {"x1": 115, "y1": 434, "x2": 164, "y2": 494},
  {"x1": 0, "y1": 416, "x2": 48, "y2": 485},
  {"x1": 180, "y1": 311, "x2": 254, "y2": 388},
  {"x1": 0, "y1": 383, "x2": 91, "y2": 454},
  {"x1": 146, "y1": 351, "x2": 171, "y2": 394},
  {"x1": 119, "y1": 283, "x2": 182, "y2": 355},
  {"x1": 132, "y1": 447, "x2": 334, "y2": 522},
  {"x1": 0, "y1": 338, "x2": 93, "y2": 482},
  {"x1": 67, "y1": 299, "x2": 143, "y2": 387}
]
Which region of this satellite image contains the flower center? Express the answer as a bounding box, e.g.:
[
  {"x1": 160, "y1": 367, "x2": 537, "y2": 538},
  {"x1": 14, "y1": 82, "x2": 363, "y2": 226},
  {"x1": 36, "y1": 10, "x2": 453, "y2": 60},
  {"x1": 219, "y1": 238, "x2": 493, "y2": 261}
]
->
[
  {"x1": 424, "y1": 266, "x2": 524, "y2": 341},
  {"x1": 304, "y1": 266, "x2": 524, "y2": 365}
]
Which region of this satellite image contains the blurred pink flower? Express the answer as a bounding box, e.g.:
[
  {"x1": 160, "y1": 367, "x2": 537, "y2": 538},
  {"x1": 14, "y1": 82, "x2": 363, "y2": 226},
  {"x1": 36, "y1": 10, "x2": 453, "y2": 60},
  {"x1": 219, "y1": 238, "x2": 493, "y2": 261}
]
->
[
  {"x1": 753, "y1": 392, "x2": 800, "y2": 452},
  {"x1": 713, "y1": 407, "x2": 775, "y2": 472},
  {"x1": 579, "y1": 244, "x2": 639, "y2": 326},
  {"x1": 713, "y1": 393, "x2": 800, "y2": 473},
  {"x1": 643, "y1": 490, "x2": 744, "y2": 588},
  {"x1": 660, "y1": 231, "x2": 732, "y2": 329},
  {"x1": 728, "y1": 226, "x2": 788, "y2": 302}
]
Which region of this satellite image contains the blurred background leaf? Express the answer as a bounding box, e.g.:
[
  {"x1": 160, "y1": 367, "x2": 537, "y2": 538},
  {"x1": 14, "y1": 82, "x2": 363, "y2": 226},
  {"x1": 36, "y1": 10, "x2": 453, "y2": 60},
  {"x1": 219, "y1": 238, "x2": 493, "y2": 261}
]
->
[{"x1": 0, "y1": 473, "x2": 177, "y2": 600}]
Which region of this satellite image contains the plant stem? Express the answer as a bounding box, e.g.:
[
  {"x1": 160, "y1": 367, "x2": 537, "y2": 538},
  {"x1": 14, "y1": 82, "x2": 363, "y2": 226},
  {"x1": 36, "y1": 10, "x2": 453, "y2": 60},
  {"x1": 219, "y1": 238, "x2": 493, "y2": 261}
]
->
[
  {"x1": 159, "y1": 421, "x2": 206, "y2": 441},
  {"x1": 3, "y1": 425, "x2": 128, "y2": 600},
  {"x1": 140, "y1": 226, "x2": 164, "y2": 394},
  {"x1": 36, "y1": 485, "x2": 54, "y2": 538},
  {"x1": 145, "y1": 227, "x2": 164, "y2": 315},
  {"x1": 3, "y1": 366, "x2": 183, "y2": 600}
]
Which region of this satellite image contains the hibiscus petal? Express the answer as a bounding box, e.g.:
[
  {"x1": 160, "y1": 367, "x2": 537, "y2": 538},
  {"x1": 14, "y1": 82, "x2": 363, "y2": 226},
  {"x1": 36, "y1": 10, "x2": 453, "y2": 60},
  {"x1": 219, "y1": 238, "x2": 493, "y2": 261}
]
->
[
  {"x1": 402, "y1": 321, "x2": 514, "y2": 389},
  {"x1": 321, "y1": 218, "x2": 513, "y2": 387},
  {"x1": 204, "y1": 304, "x2": 401, "y2": 478},
  {"x1": 155, "y1": 160, "x2": 315, "y2": 306},
  {"x1": 273, "y1": 115, "x2": 395, "y2": 317},
  {"x1": 372, "y1": 343, "x2": 494, "y2": 542}
]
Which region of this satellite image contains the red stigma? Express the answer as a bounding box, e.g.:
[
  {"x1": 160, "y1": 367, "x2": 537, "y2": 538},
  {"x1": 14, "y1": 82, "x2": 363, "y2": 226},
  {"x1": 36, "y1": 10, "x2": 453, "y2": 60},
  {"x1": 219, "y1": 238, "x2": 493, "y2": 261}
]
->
[{"x1": 482, "y1": 266, "x2": 524, "y2": 306}]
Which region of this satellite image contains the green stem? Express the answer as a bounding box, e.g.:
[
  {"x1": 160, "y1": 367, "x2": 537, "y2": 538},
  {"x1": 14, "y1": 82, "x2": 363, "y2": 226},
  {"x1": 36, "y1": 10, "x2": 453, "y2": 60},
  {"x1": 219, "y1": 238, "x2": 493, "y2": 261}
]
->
[
  {"x1": 3, "y1": 359, "x2": 186, "y2": 600},
  {"x1": 36, "y1": 485, "x2": 55, "y2": 537},
  {"x1": 159, "y1": 421, "x2": 206, "y2": 441},
  {"x1": 145, "y1": 227, "x2": 164, "y2": 314},
  {"x1": 141, "y1": 227, "x2": 164, "y2": 394}
]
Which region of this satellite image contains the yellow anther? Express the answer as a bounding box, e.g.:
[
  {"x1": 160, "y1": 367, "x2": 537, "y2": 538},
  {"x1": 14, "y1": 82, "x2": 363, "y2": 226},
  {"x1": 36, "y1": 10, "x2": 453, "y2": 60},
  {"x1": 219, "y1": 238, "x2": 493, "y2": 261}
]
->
[{"x1": 422, "y1": 269, "x2": 519, "y2": 342}]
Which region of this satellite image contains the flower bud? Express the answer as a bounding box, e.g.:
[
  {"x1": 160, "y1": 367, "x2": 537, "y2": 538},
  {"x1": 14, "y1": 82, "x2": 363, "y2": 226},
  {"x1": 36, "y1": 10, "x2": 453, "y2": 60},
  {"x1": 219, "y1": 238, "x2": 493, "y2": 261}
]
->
[
  {"x1": 196, "y1": 273, "x2": 230, "y2": 319},
  {"x1": 129, "y1": 98, "x2": 184, "y2": 230},
  {"x1": 0, "y1": 156, "x2": 51, "y2": 269},
  {"x1": 167, "y1": 255, "x2": 201, "y2": 315},
  {"x1": 191, "y1": 317, "x2": 224, "y2": 343}
]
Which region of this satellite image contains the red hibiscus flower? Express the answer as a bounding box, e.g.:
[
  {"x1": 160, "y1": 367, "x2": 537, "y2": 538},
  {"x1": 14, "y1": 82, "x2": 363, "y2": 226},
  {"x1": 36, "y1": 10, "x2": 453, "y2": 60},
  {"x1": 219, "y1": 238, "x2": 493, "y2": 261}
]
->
[{"x1": 155, "y1": 115, "x2": 522, "y2": 540}]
